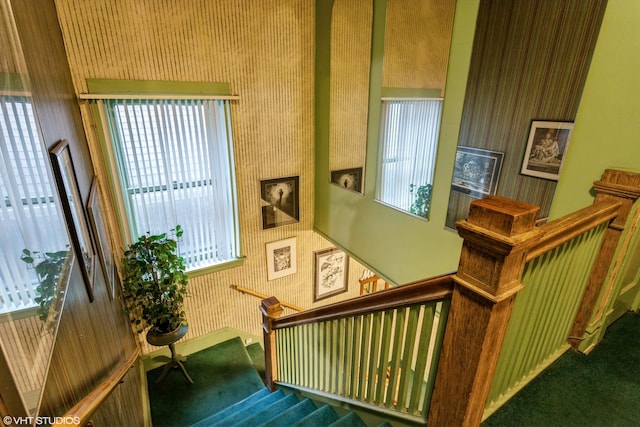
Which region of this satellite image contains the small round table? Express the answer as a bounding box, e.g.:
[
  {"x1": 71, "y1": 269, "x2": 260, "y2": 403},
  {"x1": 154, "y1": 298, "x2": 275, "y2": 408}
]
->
[{"x1": 147, "y1": 324, "x2": 193, "y2": 384}]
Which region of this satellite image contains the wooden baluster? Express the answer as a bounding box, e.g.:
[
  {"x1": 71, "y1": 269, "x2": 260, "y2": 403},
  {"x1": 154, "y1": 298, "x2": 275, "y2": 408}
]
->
[
  {"x1": 260, "y1": 297, "x2": 283, "y2": 391},
  {"x1": 569, "y1": 169, "x2": 640, "y2": 350},
  {"x1": 427, "y1": 196, "x2": 540, "y2": 427}
]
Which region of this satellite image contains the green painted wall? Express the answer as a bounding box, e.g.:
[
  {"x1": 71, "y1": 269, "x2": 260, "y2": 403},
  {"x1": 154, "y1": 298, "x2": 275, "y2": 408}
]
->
[
  {"x1": 551, "y1": 0, "x2": 640, "y2": 217},
  {"x1": 314, "y1": 0, "x2": 480, "y2": 284}
]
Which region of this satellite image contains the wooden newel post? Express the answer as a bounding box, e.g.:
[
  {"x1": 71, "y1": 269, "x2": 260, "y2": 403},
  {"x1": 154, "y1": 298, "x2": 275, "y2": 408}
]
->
[
  {"x1": 260, "y1": 296, "x2": 283, "y2": 391},
  {"x1": 569, "y1": 169, "x2": 640, "y2": 350},
  {"x1": 428, "y1": 196, "x2": 540, "y2": 427}
]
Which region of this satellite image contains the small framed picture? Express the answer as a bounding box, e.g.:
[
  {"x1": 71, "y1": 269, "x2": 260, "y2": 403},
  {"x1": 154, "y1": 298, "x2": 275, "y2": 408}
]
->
[
  {"x1": 451, "y1": 146, "x2": 504, "y2": 199},
  {"x1": 330, "y1": 167, "x2": 363, "y2": 193},
  {"x1": 87, "y1": 178, "x2": 115, "y2": 300},
  {"x1": 49, "y1": 140, "x2": 95, "y2": 302},
  {"x1": 314, "y1": 248, "x2": 349, "y2": 301},
  {"x1": 260, "y1": 176, "x2": 300, "y2": 229},
  {"x1": 521, "y1": 121, "x2": 574, "y2": 181},
  {"x1": 265, "y1": 237, "x2": 297, "y2": 281}
]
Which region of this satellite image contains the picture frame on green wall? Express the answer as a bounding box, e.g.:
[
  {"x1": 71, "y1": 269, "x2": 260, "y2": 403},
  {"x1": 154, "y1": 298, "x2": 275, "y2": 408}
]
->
[
  {"x1": 330, "y1": 167, "x2": 363, "y2": 193},
  {"x1": 521, "y1": 121, "x2": 574, "y2": 181}
]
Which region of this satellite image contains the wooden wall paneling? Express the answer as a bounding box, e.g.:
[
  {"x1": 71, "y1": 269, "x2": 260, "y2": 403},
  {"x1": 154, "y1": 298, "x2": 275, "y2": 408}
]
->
[{"x1": 9, "y1": 0, "x2": 143, "y2": 422}]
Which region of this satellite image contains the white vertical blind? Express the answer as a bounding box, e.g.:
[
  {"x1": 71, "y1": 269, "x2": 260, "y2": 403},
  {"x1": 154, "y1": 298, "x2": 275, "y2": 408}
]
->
[
  {"x1": 377, "y1": 99, "x2": 442, "y2": 216},
  {"x1": 0, "y1": 96, "x2": 69, "y2": 312},
  {"x1": 104, "y1": 98, "x2": 239, "y2": 270}
]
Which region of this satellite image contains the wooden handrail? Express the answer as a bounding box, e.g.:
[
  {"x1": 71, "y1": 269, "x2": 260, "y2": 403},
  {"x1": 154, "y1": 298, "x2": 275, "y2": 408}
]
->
[
  {"x1": 52, "y1": 348, "x2": 140, "y2": 426},
  {"x1": 231, "y1": 285, "x2": 304, "y2": 312},
  {"x1": 271, "y1": 273, "x2": 455, "y2": 329},
  {"x1": 526, "y1": 198, "x2": 621, "y2": 261}
]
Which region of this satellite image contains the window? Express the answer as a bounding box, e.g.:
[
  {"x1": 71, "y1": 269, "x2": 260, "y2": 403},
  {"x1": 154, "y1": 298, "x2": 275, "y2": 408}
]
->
[
  {"x1": 376, "y1": 99, "x2": 442, "y2": 219},
  {"x1": 0, "y1": 95, "x2": 70, "y2": 312},
  {"x1": 102, "y1": 98, "x2": 239, "y2": 271}
]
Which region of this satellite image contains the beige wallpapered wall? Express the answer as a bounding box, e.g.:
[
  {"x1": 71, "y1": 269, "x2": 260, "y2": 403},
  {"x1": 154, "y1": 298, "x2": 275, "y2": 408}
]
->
[
  {"x1": 329, "y1": 0, "x2": 372, "y2": 175},
  {"x1": 383, "y1": 0, "x2": 454, "y2": 91},
  {"x1": 54, "y1": 0, "x2": 371, "y2": 352}
]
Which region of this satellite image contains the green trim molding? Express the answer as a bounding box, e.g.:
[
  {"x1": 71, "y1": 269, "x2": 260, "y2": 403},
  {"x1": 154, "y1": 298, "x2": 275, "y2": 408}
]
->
[
  {"x1": 1, "y1": 72, "x2": 30, "y2": 92},
  {"x1": 86, "y1": 78, "x2": 231, "y2": 96},
  {"x1": 381, "y1": 87, "x2": 442, "y2": 99}
]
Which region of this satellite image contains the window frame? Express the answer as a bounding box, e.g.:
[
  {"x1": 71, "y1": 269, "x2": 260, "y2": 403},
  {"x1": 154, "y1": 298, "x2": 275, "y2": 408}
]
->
[
  {"x1": 85, "y1": 80, "x2": 244, "y2": 275},
  {"x1": 375, "y1": 89, "x2": 444, "y2": 221}
]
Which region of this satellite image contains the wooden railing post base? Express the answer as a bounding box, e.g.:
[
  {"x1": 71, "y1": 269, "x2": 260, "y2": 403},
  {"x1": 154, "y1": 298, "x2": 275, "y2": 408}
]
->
[
  {"x1": 428, "y1": 196, "x2": 539, "y2": 427},
  {"x1": 260, "y1": 296, "x2": 283, "y2": 391},
  {"x1": 569, "y1": 169, "x2": 640, "y2": 350}
]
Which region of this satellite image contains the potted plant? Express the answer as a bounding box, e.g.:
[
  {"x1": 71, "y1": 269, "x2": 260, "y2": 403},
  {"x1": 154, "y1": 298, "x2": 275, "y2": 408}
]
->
[
  {"x1": 20, "y1": 248, "x2": 70, "y2": 330},
  {"x1": 409, "y1": 183, "x2": 433, "y2": 219},
  {"x1": 121, "y1": 225, "x2": 189, "y2": 344}
]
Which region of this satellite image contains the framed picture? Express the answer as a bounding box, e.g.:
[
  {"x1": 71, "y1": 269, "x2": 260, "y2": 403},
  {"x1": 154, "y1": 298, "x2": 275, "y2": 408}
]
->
[
  {"x1": 260, "y1": 176, "x2": 300, "y2": 229},
  {"x1": 87, "y1": 178, "x2": 115, "y2": 300},
  {"x1": 49, "y1": 140, "x2": 95, "y2": 301},
  {"x1": 314, "y1": 248, "x2": 349, "y2": 301},
  {"x1": 330, "y1": 167, "x2": 363, "y2": 193},
  {"x1": 521, "y1": 121, "x2": 574, "y2": 180},
  {"x1": 265, "y1": 237, "x2": 297, "y2": 280},
  {"x1": 451, "y1": 146, "x2": 504, "y2": 199}
]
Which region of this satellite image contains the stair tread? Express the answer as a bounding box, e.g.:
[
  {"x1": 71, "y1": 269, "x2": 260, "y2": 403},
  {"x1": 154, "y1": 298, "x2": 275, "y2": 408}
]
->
[
  {"x1": 291, "y1": 404, "x2": 340, "y2": 427},
  {"x1": 258, "y1": 398, "x2": 318, "y2": 427},
  {"x1": 193, "y1": 390, "x2": 284, "y2": 427},
  {"x1": 191, "y1": 387, "x2": 270, "y2": 426},
  {"x1": 328, "y1": 411, "x2": 368, "y2": 427},
  {"x1": 232, "y1": 393, "x2": 300, "y2": 427}
]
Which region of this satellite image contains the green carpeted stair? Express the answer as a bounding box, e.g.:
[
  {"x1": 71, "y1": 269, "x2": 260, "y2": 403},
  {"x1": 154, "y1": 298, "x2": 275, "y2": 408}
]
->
[
  {"x1": 190, "y1": 387, "x2": 370, "y2": 427},
  {"x1": 148, "y1": 336, "x2": 378, "y2": 426}
]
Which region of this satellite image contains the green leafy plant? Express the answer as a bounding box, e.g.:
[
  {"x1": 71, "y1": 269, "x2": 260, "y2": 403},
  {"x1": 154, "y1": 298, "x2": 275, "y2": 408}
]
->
[
  {"x1": 121, "y1": 225, "x2": 189, "y2": 334},
  {"x1": 409, "y1": 183, "x2": 433, "y2": 219},
  {"x1": 20, "y1": 248, "x2": 69, "y2": 324}
]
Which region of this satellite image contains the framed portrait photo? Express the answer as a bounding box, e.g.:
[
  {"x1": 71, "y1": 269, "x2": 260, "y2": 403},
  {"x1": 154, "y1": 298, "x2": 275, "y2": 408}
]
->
[
  {"x1": 265, "y1": 237, "x2": 297, "y2": 281},
  {"x1": 451, "y1": 146, "x2": 504, "y2": 199},
  {"x1": 49, "y1": 140, "x2": 95, "y2": 301},
  {"x1": 330, "y1": 167, "x2": 363, "y2": 193},
  {"x1": 87, "y1": 178, "x2": 115, "y2": 300},
  {"x1": 521, "y1": 121, "x2": 574, "y2": 181},
  {"x1": 260, "y1": 176, "x2": 300, "y2": 229},
  {"x1": 314, "y1": 248, "x2": 349, "y2": 301}
]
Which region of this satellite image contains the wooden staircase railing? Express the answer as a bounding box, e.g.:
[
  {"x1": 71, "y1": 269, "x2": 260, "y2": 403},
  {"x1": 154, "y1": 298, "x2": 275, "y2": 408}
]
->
[
  {"x1": 231, "y1": 284, "x2": 304, "y2": 312},
  {"x1": 261, "y1": 273, "x2": 454, "y2": 423},
  {"x1": 261, "y1": 169, "x2": 640, "y2": 427},
  {"x1": 51, "y1": 348, "x2": 139, "y2": 426}
]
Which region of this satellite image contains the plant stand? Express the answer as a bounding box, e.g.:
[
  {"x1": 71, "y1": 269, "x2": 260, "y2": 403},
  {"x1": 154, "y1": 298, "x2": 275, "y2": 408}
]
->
[{"x1": 147, "y1": 324, "x2": 193, "y2": 384}]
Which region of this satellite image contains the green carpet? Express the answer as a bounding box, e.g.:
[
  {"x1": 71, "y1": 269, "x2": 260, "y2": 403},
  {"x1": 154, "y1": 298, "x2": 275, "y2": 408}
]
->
[
  {"x1": 147, "y1": 337, "x2": 266, "y2": 426},
  {"x1": 483, "y1": 311, "x2": 640, "y2": 427}
]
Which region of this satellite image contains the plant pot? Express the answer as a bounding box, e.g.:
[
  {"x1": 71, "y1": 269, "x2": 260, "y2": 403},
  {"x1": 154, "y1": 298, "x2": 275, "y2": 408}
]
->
[{"x1": 146, "y1": 323, "x2": 188, "y2": 347}]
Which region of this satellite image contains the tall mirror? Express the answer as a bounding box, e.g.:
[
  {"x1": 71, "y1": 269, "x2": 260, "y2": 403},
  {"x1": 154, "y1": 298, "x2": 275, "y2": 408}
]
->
[
  {"x1": 328, "y1": 0, "x2": 372, "y2": 194},
  {"x1": 375, "y1": 0, "x2": 455, "y2": 220},
  {"x1": 0, "y1": 0, "x2": 72, "y2": 416}
]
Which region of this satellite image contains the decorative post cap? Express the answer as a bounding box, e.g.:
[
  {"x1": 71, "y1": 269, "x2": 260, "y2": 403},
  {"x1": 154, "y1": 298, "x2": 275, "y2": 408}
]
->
[{"x1": 466, "y1": 196, "x2": 540, "y2": 237}]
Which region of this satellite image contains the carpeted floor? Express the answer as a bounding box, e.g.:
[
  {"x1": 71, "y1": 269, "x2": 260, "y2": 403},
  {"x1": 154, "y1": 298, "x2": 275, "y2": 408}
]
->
[
  {"x1": 147, "y1": 337, "x2": 266, "y2": 427},
  {"x1": 482, "y1": 311, "x2": 640, "y2": 427}
]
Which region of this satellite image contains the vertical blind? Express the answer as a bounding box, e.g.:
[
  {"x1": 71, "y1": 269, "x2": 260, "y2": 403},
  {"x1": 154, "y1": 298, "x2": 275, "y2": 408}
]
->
[
  {"x1": 0, "y1": 96, "x2": 69, "y2": 312},
  {"x1": 377, "y1": 99, "x2": 442, "y2": 216},
  {"x1": 104, "y1": 98, "x2": 239, "y2": 270}
]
